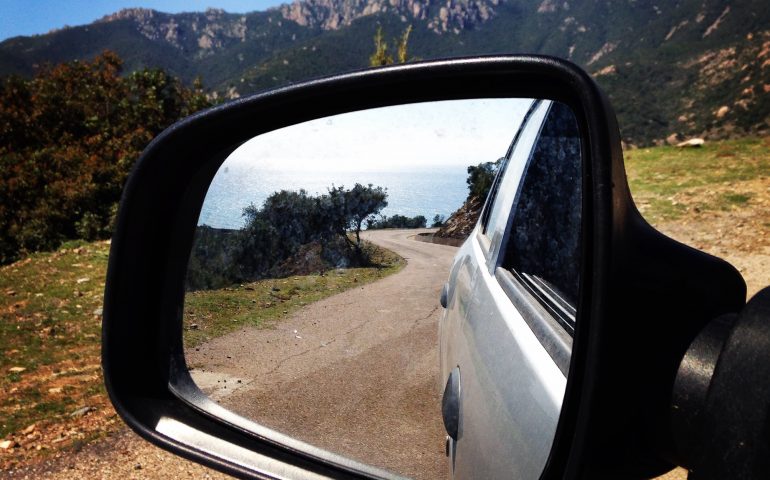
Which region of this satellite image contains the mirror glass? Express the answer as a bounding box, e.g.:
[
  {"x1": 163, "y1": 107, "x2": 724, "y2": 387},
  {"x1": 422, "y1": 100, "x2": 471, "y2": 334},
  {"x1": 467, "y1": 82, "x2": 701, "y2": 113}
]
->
[{"x1": 182, "y1": 98, "x2": 581, "y2": 479}]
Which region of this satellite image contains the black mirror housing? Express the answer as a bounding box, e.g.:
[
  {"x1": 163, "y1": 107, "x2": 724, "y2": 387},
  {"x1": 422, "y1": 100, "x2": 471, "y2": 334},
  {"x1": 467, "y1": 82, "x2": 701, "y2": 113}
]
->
[{"x1": 102, "y1": 55, "x2": 747, "y2": 479}]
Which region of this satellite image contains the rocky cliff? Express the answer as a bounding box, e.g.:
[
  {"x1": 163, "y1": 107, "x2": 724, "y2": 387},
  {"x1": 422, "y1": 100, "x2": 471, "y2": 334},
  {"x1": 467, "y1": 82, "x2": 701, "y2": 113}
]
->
[
  {"x1": 280, "y1": 0, "x2": 500, "y2": 33},
  {"x1": 96, "y1": 8, "x2": 250, "y2": 56},
  {"x1": 435, "y1": 195, "x2": 484, "y2": 240}
]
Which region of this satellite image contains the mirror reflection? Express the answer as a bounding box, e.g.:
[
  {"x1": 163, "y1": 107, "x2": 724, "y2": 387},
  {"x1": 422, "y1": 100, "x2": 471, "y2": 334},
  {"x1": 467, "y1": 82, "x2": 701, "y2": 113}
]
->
[{"x1": 182, "y1": 98, "x2": 581, "y2": 479}]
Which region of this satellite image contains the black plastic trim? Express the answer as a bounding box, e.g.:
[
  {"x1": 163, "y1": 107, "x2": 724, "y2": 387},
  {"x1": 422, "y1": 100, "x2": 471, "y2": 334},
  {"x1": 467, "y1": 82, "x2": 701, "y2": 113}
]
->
[{"x1": 517, "y1": 272, "x2": 577, "y2": 331}]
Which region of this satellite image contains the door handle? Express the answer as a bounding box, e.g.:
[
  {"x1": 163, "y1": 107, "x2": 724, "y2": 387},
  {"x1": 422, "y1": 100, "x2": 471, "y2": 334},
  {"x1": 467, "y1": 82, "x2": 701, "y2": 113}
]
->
[
  {"x1": 440, "y1": 282, "x2": 449, "y2": 308},
  {"x1": 442, "y1": 367, "x2": 461, "y2": 440}
]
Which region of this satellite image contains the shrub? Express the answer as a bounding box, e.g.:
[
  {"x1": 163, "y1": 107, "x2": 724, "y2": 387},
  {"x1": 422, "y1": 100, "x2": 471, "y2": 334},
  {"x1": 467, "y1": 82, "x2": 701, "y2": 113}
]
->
[
  {"x1": 186, "y1": 184, "x2": 388, "y2": 290},
  {"x1": 0, "y1": 51, "x2": 211, "y2": 264},
  {"x1": 466, "y1": 157, "x2": 503, "y2": 201}
]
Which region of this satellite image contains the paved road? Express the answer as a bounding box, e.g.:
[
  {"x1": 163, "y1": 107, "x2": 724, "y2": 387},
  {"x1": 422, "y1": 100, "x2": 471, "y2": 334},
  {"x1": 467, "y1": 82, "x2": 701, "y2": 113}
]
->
[{"x1": 187, "y1": 229, "x2": 459, "y2": 479}]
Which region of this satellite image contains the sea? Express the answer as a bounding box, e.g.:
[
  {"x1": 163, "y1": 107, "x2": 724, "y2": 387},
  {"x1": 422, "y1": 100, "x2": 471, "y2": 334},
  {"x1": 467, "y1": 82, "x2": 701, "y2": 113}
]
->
[{"x1": 197, "y1": 165, "x2": 469, "y2": 230}]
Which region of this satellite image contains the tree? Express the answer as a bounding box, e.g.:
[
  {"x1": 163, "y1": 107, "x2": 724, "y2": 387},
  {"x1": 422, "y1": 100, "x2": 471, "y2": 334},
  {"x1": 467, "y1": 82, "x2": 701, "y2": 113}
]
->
[
  {"x1": 396, "y1": 25, "x2": 413, "y2": 64},
  {"x1": 367, "y1": 214, "x2": 427, "y2": 229},
  {"x1": 369, "y1": 25, "x2": 413, "y2": 67},
  {"x1": 466, "y1": 157, "x2": 503, "y2": 201},
  {"x1": 321, "y1": 183, "x2": 388, "y2": 257},
  {"x1": 369, "y1": 26, "x2": 393, "y2": 67},
  {"x1": 432, "y1": 214, "x2": 446, "y2": 228},
  {"x1": 0, "y1": 51, "x2": 212, "y2": 264},
  {"x1": 192, "y1": 184, "x2": 390, "y2": 289}
]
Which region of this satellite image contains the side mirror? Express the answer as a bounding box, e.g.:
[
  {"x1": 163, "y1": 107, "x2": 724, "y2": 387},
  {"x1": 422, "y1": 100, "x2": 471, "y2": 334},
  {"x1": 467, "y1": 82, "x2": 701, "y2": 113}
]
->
[{"x1": 102, "y1": 56, "x2": 762, "y2": 479}]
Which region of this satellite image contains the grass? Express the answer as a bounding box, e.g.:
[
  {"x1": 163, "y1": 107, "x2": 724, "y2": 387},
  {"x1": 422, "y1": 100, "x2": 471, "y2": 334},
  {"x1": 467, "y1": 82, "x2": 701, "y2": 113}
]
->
[
  {"x1": 183, "y1": 242, "x2": 404, "y2": 348},
  {"x1": 0, "y1": 241, "x2": 109, "y2": 441},
  {"x1": 624, "y1": 137, "x2": 770, "y2": 224},
  {"x1": 0, "y1": 238, "x2": 403, "y2": 468},
  {"x1": 722, "y1": 192, "x2": 752, "y2": 206}
]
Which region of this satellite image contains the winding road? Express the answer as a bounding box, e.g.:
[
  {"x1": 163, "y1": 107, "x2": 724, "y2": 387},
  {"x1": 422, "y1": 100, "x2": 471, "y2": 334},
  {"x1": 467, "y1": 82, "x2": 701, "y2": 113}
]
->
[{"x1": 187, "y1": 229, "x2": 459, "y2": 479}]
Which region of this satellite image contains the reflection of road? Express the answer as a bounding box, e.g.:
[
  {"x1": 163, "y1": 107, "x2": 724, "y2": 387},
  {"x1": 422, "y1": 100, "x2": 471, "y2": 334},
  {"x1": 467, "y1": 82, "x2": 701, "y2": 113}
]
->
[{"x1": 187, "y1": 229, "x2": 459, "y2": 479}]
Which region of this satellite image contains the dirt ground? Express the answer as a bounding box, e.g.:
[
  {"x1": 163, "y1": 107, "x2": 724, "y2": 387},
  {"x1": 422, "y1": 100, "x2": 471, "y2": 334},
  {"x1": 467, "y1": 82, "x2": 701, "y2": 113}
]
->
[{"x1": 652, "y1": 175, "x2": 770, "y2": 300}]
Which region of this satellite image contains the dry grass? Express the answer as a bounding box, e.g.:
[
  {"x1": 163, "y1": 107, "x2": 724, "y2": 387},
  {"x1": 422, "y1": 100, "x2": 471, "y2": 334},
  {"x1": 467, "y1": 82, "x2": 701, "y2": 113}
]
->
[{"x1": 0, "y1": 238, "x2": 403, "y2": 470}]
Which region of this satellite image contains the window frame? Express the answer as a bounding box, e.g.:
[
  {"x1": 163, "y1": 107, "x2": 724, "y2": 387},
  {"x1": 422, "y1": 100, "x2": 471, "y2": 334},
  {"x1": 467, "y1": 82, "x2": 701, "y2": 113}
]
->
[
  {"x1": 476, "y1": 99, "x2": 544, "y2": 265},
  {"x1": 491, "y1": 101, "x2": 583, "y2": 339}
]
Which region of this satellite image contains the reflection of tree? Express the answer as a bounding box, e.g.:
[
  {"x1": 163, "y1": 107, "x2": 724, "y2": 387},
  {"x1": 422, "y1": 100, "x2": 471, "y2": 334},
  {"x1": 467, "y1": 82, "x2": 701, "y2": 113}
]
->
[
  {"x1": 186, "y1": 184, "x2": 388, "y2": 291},
  {"x1": 367, "y1": 214, "x2": 427, "y2": 230},
  {"x1": 466, "y1": 157, "x2": 503, "y2": 201},
  {"x1": 321, "y1": 184, "x2": 388, "y2": 259}
]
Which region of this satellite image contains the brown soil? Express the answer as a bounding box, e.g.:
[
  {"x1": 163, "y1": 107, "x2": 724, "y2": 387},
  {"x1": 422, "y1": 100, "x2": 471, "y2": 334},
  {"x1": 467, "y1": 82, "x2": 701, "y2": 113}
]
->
[{"x1": 654, "y1": 176, "x2": 770, "y2": 298}]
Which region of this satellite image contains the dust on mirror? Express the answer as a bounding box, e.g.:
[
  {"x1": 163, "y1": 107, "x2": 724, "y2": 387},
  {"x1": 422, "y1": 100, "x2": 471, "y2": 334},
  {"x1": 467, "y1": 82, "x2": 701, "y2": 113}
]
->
[{"x1": 181, "y1": 98, "x2": 581, "y2": 479}]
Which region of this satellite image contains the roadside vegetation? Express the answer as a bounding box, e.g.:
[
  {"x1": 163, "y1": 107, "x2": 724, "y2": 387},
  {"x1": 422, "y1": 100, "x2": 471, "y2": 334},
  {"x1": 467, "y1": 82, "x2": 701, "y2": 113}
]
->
[
  {"x1": 434, "y1": 156, "x2": 502, "y2": 239},
  {"x1": 0, "y1": 52, "x2": 211, "y2": 266},
  {"x1": 0, "y1": 241, "x2": 113, "y2": 468},
  {"x1": 187, "y1": 184, "x2": 389, "y2": 291},
  {"x1": 184, "y1": 243, "x2": 403, "y2": 348},
  {"x1": 625, "y1": 137, "x2": 770, "y2": 227},
  {"x1": 366, "y1": 214, "x2": 428, "y2": 229}
]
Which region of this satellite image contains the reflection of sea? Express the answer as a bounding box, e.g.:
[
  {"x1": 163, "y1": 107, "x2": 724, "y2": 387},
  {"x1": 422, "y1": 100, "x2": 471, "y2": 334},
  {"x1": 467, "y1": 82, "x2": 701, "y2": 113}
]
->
[{"x1": 197, "y1": 165, "x2": 469, "y2": 230}]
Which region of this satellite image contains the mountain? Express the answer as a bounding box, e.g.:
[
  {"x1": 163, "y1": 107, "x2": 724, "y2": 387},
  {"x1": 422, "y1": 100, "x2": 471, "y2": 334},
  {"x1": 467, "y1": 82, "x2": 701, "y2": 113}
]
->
[{"x1": 1, "y1": 1, "x2": 768, "y2": 145}]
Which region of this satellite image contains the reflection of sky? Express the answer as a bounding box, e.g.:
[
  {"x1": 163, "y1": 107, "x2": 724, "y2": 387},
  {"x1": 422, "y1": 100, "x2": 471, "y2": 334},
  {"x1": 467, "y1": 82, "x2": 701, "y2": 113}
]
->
[
  {"x1": 198, "y1": 98, "x2": 533, "y2": 228},
  {"x1": 223, "y1": 98, "x2": 534, "y2": 171}
]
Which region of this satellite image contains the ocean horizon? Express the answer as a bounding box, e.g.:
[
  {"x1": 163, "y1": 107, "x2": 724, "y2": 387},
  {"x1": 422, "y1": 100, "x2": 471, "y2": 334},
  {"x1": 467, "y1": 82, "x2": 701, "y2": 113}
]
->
[{"x1": 197, "y1": 164, "x2": 470, "y2": 230}]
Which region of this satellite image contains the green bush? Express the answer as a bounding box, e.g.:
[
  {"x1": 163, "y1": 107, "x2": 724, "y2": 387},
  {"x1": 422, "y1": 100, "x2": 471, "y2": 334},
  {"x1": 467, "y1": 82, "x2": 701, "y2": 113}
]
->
[
  {"x1": 0, "y1": 51, "x2": 211, "y2": 264},
  {"x1": 366, "y1": 214, "x2": 427, "y2": 229},
  {"x1": 186, "y1": 184, "x2": 388, "y2": 291},
  {"x1": 466, "y1": 157, "x2": 503, "y2": 201}
]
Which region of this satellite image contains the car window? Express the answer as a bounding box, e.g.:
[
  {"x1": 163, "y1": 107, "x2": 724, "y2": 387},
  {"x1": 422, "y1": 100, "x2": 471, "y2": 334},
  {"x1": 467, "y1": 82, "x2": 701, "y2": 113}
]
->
[
  {"x1": 501, "y1": 101, "x2": 582, "y2": 326},
  {"x1": 482, "y1": 101, "x2": 550, "y2": 252}
]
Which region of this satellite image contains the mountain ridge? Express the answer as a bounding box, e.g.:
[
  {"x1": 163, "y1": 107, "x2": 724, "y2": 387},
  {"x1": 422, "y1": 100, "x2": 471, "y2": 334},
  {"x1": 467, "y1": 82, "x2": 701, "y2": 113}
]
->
[{"x1": 1, "y1": 0, "x2": 768, "y2": 145}]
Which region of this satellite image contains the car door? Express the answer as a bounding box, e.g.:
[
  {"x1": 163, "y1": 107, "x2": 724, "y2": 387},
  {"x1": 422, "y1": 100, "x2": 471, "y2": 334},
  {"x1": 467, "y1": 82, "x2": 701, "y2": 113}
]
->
[{"x1": 440, "y1": 99, "x2": 581, "y2": 479}]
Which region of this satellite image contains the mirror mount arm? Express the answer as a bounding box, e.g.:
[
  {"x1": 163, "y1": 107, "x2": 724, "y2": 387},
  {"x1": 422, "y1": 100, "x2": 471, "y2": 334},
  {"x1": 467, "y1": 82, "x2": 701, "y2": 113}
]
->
[{"x1": 671, "y1": 287, "x2": 770, "y2": 479}]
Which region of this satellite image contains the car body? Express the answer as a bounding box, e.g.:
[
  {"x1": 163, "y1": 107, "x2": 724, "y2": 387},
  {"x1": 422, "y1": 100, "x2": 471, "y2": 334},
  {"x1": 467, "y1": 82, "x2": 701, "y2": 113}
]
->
[{"x1": 439, "y1": 99, "x2": 581, "y2": 479}]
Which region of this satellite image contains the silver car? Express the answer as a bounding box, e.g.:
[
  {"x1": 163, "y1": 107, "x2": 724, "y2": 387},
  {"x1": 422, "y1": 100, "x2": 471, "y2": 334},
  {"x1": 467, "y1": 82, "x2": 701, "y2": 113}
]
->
[{"x1": 439, "y1": 99, "x2": 581, "y2": 479}]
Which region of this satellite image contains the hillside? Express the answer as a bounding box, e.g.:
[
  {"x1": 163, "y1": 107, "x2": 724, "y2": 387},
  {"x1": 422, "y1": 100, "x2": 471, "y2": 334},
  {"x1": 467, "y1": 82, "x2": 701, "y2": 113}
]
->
[{"x1": 1, "y1": 1, "x2": 769, "y2": 144}]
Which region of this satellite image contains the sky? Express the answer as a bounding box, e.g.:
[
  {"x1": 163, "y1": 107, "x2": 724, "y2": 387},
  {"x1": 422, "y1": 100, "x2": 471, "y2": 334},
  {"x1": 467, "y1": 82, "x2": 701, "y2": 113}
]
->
[
  {"x1": 223, "y1": 98, "x2": 533, "y2": 172},
  {"x1": 0, "y1": 1, "x2": 285, "y2": 41}
]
